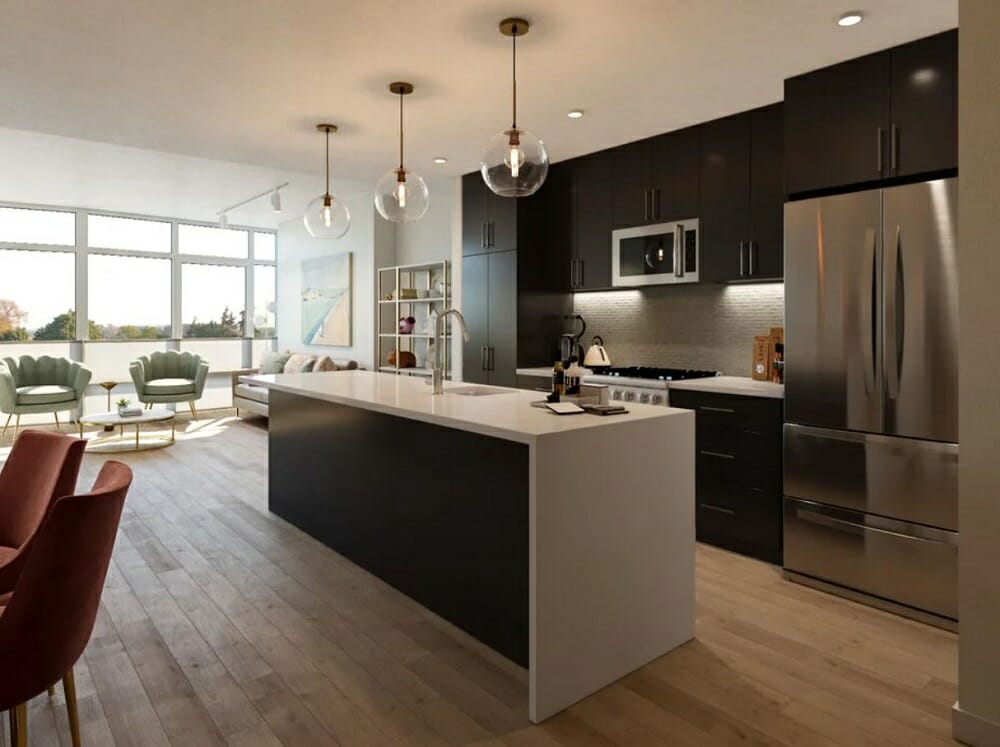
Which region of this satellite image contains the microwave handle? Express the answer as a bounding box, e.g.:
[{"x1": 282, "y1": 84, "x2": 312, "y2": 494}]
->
[{"x1": 674, "y1": 225, "x2": 684, "y2": 278}]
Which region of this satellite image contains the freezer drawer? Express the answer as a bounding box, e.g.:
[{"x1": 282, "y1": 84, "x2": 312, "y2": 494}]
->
[
  {"x1": 784, "y1": 497, "x2": 957, "y2": 621},
  {"x1": 784, "y1": 423, "x2": 958, "y2": 531}
]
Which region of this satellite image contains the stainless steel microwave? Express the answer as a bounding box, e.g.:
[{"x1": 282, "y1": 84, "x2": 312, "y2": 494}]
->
[{"x1": 612, "y1": 219, "x2": 699, "y2": 287}]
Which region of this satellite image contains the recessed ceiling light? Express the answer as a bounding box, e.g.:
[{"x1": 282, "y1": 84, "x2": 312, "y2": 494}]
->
[
  {"x1": 433, "y1": 157, "x2": 448, "y2": 164},
  {"x1": 567, "y1": 110, "x2": 584, "y2": 119},
  {"x1": 837, "y1": 11, "x2": 863, "y2": 27}
]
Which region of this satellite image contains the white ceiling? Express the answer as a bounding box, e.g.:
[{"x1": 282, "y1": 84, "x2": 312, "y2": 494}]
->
[{"x1": 0, "y1": 1, "x2": 957, "y2": 182}]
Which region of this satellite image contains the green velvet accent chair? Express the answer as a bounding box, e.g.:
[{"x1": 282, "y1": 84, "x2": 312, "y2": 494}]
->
[
  {"x1": 0, "y1": 355, "x2": 92, "y2": 439},
  {"x1": 129, "y1": 351, "x2": 209, "y2": 417}
]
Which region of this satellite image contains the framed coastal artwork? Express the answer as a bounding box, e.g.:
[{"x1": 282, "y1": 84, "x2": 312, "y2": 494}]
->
[{"x1": 301, "y1": 252, "x2": 352, "y2": 346}]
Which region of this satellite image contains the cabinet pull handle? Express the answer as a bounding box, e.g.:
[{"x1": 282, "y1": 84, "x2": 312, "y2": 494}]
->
[
  {"x1": 488, "y1": 346, "x2": 495, "y2": 371},
  {"x1": 739, "y1": 241, "x2": 747, "y2": 277},
  {"x1": 578, "y1": 259, "x2": 584, "y2": 287},
  {"x1": 701, "y1": 503, "x2": 736, "y2": 516},
  {"x1": 481, "y1": 346, "x2": 487, "y2": 371},
  {"x1": 877, "y1": 127, "x2": 884, "y2": 174},
  {"x1": 700, "y1": 450, "x2": 736, "y2": 460},
  {"x1": 488, "y1": 222, "x2": 495, "y2": 248},
  {"x1": 569, "y1": 259, "x2": 576, "y2": 288},
  {"x1": 749, "y1": 241, "x2": 758, "y2": 276},
  {"x1": 890, "y1": 125, "x2": 899, "y2": 174},
  {"x1": 480, "y1": 223, "x2": 486, "y2": 248},
  {"x1": 699, "y1": 405, "x2": 735, "y2": 414},
  {"x1": 642, "y1": 190, "x2": 649, "y2": 221},
  {"x1": 653, "y1": 189, "x2": 660, "y2": 221}
]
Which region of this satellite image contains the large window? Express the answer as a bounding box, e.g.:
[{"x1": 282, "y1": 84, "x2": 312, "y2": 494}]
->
[
  {"x1": 0, "y1": 203, "x2": 277, "y2": 346},
  {"x1": 88, "y1": 215, "x2": 170, "y2": 253},
  {"x1": 0, "y1": 249, "x2": 76, "y2": 340},
  {"x1": 0, "y1": 207, "x2": 75, "y2": 246},
  {"x1": 253, "y1": 265, "x2": 276, "y2": 338},
  {"x1": 182, "y1": 264, "x2": 246, "y2": 338},
  {"x1": 179, "y1": 224, "x2": 248, "y2": 259},
  {"x1": 88, "y1": 255, "x2": 171, "y2": 339}
]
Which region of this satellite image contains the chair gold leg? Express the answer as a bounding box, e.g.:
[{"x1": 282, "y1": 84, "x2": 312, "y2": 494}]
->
[
  {"x1": 12, "y1": 415, "x2": 19, "y2": 442},
  {"x1": 12, "y1": 702, "x2": 26, "y2": 747},
  {"x1": 54, "y1": 411, "x2": 61, "y2": 430},
  {"x1": 189, "y1": 401, "x2": 198, "y2": 420},
  {"x1": 1, "y1": 414, "x2": 10, "y2": 437},
  {"x1": 63, "y1": 667, "x2": 81, "y2": 747},
  {"x1": 47, "y1": 685, "x2": 55, "y2": 697}
]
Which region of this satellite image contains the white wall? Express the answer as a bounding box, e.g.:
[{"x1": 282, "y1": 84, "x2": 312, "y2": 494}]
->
[
  {"x1": 954, "y1": 2, "x2": 1000, "y2": 744},
  {"x1": 394, "y1": 178, "x2": 459, "y2": 266},
  {"x1": 276, "y1": 192, "x2": 395, "y2": 369}
]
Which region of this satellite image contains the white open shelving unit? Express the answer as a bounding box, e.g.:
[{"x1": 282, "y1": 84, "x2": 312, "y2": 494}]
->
[{"x1": 376, "y1": 260, "x2": 450, "y2": 378}]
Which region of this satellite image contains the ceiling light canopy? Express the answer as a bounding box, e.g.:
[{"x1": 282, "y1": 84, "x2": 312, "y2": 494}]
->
[
  {"x1": 481, "y1": 17, "x2": 549, "y2": 198},
  {"x1": 304, "y1": 124, "x2": 351, "y2": 239},
  {"x1": 375, "y1": 82, "x2": 430, "y2": 223},
  {"x1": 837, "y1": 11, "x2": 864, "y2": 27},
  {"x1": 567, "y1": 110, "x2": 584, "y2": 119},
  {"x1": 433, "y1": 157, "x2": 448, "y2": 164}
]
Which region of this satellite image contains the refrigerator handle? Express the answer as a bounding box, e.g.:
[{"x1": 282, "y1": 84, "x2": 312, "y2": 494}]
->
[
  {"x1": 885, "y1": 225, "x2": 903, "y2": 399},
  {"x1": 862, "y1": 228, "x2": 877, "y2": 396}
]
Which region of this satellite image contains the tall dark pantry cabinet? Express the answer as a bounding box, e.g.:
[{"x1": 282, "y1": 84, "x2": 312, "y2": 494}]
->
[{"x1": 461, "y1": 172, "x2": 571, "y2": 386}]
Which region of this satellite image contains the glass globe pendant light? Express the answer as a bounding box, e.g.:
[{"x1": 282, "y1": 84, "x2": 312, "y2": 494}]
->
[
  {"x1": 375, "y1": 82, "x2": 430, "y2": 223},
  {"x1": 480, "y1": 17, "x2": 549, "y2": 198},
  {"x1": 303, "y1": 124, "x2": 351, "y2": 239}
]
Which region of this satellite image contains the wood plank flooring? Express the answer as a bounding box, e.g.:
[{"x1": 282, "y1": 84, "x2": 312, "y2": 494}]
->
[{"x1": 0, "y1": 414, "x2": 959, "y2": 746}]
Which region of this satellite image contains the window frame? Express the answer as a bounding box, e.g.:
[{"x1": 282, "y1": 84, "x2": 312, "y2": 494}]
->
[{"x1": 0, "y1": 200, "x2": 277, "y2": 343}]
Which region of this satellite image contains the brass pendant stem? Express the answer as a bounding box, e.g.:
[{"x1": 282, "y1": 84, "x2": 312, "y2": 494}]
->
[
  {"x1": 511, "y1": 31, "x2": 517, "y2": 129},
  {"x1": 399, "y1": 92, "x2": 404, "y2": 171}
]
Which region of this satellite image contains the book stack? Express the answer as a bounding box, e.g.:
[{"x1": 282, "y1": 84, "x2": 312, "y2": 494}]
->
[{"x1": 118, "y1": 407, "x2": 143, "y2": 418}]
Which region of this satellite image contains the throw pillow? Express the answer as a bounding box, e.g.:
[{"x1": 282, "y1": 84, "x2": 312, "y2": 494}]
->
[
  {"x1": 260, "y1": 350, "x2": 292, "y2": 375},
  {"x1": 314, "y1": 355, "x2": 340, "y2": 372},
  {"x1": 284, "y1": 354, "x2": 317, "y2": 374}
]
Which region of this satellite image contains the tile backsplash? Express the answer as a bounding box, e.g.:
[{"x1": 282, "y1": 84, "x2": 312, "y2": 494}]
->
[{"x1": 573, "y1": 283, "x2": 784, "y2": 376}]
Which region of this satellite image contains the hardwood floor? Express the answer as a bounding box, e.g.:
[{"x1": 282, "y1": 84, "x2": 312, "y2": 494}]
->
[{"x1": 0, "y1": 414, "x2": 959, "y2": 746}]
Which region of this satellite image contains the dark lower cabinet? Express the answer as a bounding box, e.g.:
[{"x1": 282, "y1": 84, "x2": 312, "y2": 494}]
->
[
  {"x1": 670, "y1": 389, "x2": 783, "y2": 564},
  {"x1": 462, "y1": 250, "x2": 517, "y2": 387}
]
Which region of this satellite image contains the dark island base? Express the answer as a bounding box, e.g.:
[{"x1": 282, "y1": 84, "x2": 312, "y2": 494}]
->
[{"x1": 268, "y1": 390, "x2": 530, "y2": 666}]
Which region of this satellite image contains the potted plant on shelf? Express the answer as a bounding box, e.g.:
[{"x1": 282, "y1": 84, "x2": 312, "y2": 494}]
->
[{"x1": 116, "y1": 398, "x2": 131, "y2": 416}]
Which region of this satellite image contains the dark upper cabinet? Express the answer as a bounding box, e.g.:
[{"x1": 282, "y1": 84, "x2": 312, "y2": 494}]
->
[
  {"x1": 700, "y1": 104, "x2": 785, "y2": 283},
  {"x1": 784, "y1": 51, "x2": 891, "y2": 196},
  {"x1": 890, "y1": 30, "x2": 958, "y2": 179},
  {"x1": 749, "y1": 103, "x2": 785, "y2": 279},
  {"x1": 650, "y1": 127, "x2": 700, "y2": 222},
  {"x1": 460, "y1": 250, "x2": 518, "y2": 386},
  {"x1": 572, "y1": 151, "x2": 615, "y2": 290},
  {"x1": 461, "y1": 172, "x2": 518, "y2": 255},
  {"x1": 611, "y1": 140, "x2": 652, "y2": 228},
  {"x1": 784, "y1": 30, "x2": 957, "y2": 196},
  {"x1": 611, "y1": 129, "x2": 699, "y2": 229},
  {"x1": 700, "y1": 113, "x2": 751, "y2": 283},
  {"x1": 462, "y1": 173, "x2": 488, "y2": 256}
]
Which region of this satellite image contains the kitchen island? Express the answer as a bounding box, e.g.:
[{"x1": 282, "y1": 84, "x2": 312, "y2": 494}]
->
[{"x1": 247, "y1": 370, "x2": 695, "y2": 722}]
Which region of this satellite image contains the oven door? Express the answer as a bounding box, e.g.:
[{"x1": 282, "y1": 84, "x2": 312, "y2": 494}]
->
[{"x1": 612, "y1": 220, "x2": 699, "y2": 287}]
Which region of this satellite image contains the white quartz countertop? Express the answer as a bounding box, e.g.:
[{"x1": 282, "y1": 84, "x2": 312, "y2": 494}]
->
[
  {"x1": 247, "y1": 370, "x2": 690, "y2": 444},
  {"x1": 669, "y1": 376, "x2": 784, "y2": 399}
]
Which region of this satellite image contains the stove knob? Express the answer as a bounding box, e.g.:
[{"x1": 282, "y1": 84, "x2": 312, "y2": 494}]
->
[
  {"x1": 639, "y1": 392, "x2": 650, "y2": 404},
  {"x1": 650, "y1": 393, "x2": 664, "y2": 405},
  {"x1": 623, "y1": 390, "x2": 635, "y2": 402}
]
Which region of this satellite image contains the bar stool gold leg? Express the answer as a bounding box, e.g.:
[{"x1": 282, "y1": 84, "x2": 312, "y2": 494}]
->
[
  {"x1": 135, "y1": 424, "x2": 140, "y2": 450},
  {"x1": 54, "y1": 411, "x2": 61, "y2": 431},
  {"x1": 63, "y1": 667, "x2": 81, "y2": 747},
  {"x1": 1, "y1": 414, "x2": 10, "y2": 437},
  {"x1": 12, "y1": 701, "x2": 26, "y2": 747}
]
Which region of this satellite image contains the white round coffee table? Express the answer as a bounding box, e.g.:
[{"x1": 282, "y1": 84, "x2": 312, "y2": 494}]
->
[{"x1": 78, "y1": 409, "x2": 176, "y2": 452}]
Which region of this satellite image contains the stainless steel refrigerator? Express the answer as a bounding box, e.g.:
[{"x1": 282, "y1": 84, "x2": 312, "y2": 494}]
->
[{"x1": 783, "y1": 178, "x2": 958, "y2": 628}]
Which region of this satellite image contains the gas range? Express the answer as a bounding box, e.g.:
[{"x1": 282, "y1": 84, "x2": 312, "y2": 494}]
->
[{"x1": 582, "y1": 366, "x2": 721, "y2": 406}]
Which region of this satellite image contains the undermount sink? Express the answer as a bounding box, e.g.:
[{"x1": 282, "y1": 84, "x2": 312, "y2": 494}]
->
[{"x1": 443, "y1": 385, "x2": 510, "y2": 397}]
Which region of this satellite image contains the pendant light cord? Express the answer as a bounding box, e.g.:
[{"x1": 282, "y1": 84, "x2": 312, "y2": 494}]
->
[
  {"x1": 511, "y1": 28, "x2": 518, "y2": 129},
  {"x1": 324, "y1": 128, "x2": 330, "y2": 197},
  {"x1": 399, "y1": 92, "x2": 405, "y2": 171}
]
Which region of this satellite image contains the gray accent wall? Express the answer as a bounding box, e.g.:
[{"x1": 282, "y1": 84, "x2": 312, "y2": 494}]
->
[{"x1": 573, "y1": 283, "x2": 784, "y2": 376}]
